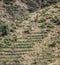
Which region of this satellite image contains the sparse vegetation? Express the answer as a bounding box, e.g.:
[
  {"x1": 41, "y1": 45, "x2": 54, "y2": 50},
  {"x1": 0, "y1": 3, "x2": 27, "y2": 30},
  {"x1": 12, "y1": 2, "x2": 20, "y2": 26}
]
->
[{"x1": 0, "y1": 1, "x2": 60, "y2": 65}]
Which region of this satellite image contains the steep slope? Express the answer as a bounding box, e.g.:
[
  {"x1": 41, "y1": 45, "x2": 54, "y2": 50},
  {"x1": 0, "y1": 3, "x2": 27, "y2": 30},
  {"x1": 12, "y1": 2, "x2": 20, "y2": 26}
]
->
[
  {"x1": 0, "y1": 0, "x2": 60, "y2": 30},
  {"x1": 0, "y1": 1, "x2": 60, "y2": 65},
  {"x1": 0, "y1": 0, "x2": 60, "y2": 20}
]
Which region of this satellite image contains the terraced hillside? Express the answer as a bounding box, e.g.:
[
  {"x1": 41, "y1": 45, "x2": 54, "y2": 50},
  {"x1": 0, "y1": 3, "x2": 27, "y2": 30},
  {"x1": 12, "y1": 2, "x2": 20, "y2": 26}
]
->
[{"x1": 0, "y1": 1, "x2": 60, "y2": 65}]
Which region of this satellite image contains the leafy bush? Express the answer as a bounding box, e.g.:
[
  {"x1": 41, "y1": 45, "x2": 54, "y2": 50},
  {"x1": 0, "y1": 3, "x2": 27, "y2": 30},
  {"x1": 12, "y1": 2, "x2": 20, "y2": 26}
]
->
[{"x1": 0, "y1": 20, "x2": 9, "y2": 36}]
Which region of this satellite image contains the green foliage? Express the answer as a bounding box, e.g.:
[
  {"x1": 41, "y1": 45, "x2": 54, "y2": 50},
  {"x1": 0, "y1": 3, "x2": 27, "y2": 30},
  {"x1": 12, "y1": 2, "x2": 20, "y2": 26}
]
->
[
  {"x1": 51, "y1": 16, "x2": 60, "y2": 25},
  {"x1": 21, "y1": 0, "x2": 60, "y2": 12},
  {"x1": 0, "y1": 20, "x2": 9, "y2": 36},
  {"x1": 3, "y1": 0, "x2": 15, "y2": 4},
  {"x1": 48, "y1": 42, "x2": 56, "y2": 47},
  {"x1": 12, "y1": 34, "x2": 17, "y2": 42}
]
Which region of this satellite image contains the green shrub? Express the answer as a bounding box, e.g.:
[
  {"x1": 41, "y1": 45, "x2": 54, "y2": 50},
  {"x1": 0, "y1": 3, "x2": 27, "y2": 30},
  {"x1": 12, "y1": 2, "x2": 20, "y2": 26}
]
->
[{"x1": 0, "y1": 20, "x2": 10, "y2": 36}]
